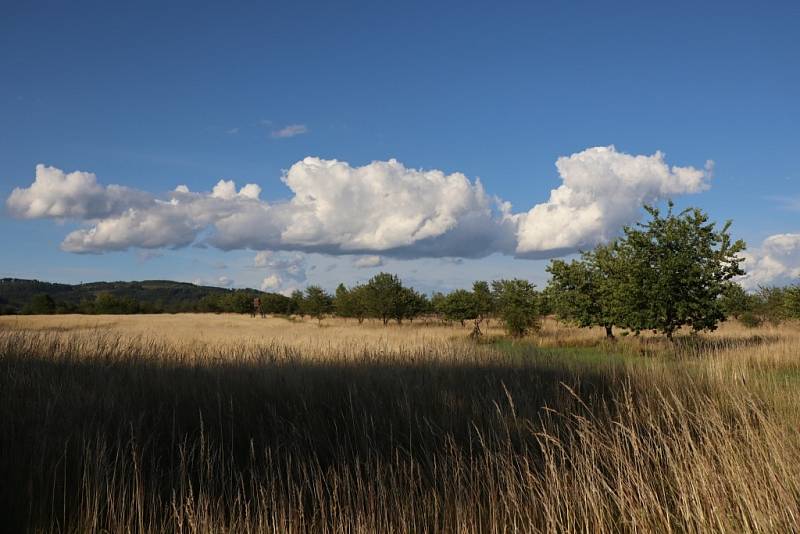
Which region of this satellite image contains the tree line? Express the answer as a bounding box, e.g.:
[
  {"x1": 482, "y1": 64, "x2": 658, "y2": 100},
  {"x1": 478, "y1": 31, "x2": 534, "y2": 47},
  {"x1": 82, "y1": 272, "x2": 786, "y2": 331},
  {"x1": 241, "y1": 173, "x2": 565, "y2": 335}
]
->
[
  {"x1": 17, "y1": 290, "x2": 298, "y2": 316},
  {"x1": 298, "y1": 274, "x2": 539, "y2": 337},
  {"x1": 10, "y1": 203, "x2": 800, "y2": 338}
]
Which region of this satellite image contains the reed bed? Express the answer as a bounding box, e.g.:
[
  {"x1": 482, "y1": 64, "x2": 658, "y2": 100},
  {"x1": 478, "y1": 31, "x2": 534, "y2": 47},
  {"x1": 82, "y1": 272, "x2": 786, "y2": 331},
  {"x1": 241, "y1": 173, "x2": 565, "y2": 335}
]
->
[{"x1": 1, "y1": 315, "x2": 799, "y2": 532}]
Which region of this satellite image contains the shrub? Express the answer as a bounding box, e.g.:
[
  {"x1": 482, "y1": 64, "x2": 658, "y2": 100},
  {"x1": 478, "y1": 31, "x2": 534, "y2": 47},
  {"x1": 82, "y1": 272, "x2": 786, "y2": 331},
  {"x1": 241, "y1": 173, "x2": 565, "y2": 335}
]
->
[{"x1": 739, "y1": 312, "x2": 763, "y2": 328}]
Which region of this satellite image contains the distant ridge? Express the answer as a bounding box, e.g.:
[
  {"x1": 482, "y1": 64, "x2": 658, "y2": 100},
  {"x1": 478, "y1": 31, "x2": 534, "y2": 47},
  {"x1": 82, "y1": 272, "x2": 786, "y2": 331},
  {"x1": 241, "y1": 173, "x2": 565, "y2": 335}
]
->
[{"x1": 0, "y1": 278, "x2": 284, "y2": 314}]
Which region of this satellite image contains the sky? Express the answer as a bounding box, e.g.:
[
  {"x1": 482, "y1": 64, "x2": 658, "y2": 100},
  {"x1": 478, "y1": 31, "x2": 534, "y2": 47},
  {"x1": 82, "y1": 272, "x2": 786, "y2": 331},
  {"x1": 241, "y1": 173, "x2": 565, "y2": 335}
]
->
[{"x1": 1, "y1": 0, "x2": 799, "y2": 294}]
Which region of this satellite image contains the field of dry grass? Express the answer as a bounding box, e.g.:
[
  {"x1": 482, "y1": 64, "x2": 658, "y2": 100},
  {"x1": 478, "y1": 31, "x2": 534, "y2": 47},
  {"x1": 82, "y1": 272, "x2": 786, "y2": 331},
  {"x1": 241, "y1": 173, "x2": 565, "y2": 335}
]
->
[{"x1": 2, "y1": 314, "x2": 800, "y2": 532}]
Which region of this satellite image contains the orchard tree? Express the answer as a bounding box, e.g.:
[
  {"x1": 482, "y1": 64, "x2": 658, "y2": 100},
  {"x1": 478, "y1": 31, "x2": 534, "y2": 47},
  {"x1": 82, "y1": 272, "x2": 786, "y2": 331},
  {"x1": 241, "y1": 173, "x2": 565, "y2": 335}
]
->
[
  {"x1": 400, "y1": 287, "x2": 428, "y2": 324},
  {"x1": 546, "y1": 243, "x2": 624, "y2": 339},
  {"x1": 472, "y1": 281, "x2": 494, "y2": 322},
  {"x1": 783, "y1": 285, "x2": 800, "y2": 319},
  {"x1": 469, "y1": 281, "x2": 495, "y2": 337},
  {"x1": 304, "y1": 285, "x2": 333, "y2": 325},
  {"x1": 718, "y1": 282, "x2": 753, "y2": 319},
  {"x1": 491, "y1": 279, "x2": 540, "y2": 338},
  {"x1": 442, "y1": 289, "x2": 477, "y2": 327},
  {"x1": 289, "y1": 290, "x2": 305, "y2": 316},
  {"x1": 261, "y1": 292, "x2": 293, "y2": 315},
  {"x1": 753, "y1": 286, "x2": 788, "y2": 325},
  {"x1": 617, "y1": 202, "x2": 746, "y2": 339},
  {"x1": 334, "y1": 283, "x2": 354, "y2": 320},
  {"x1": 430, "y1": 292, "x2": 448, "y2": 323},
  {"x1": 348, "y1": 284, "x2": 370, "y2": 323},
  {"x1": 365, "y1": 272, "x2": 405, "y2": 325}
]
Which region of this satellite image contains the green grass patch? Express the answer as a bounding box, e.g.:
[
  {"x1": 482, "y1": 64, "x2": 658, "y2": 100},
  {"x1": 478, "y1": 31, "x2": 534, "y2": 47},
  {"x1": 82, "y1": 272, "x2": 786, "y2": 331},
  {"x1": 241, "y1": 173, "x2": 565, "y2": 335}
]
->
[{"x1": 489, "y1": 337, "x2": 644, "y2": 371}]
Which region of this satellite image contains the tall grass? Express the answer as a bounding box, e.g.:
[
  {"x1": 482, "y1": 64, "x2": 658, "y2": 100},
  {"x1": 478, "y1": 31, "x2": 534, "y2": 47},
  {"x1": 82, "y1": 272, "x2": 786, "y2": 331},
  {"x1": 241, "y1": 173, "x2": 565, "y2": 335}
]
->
[{"x1": 1, "y1": 316, "x2": 799, "y2": 532}]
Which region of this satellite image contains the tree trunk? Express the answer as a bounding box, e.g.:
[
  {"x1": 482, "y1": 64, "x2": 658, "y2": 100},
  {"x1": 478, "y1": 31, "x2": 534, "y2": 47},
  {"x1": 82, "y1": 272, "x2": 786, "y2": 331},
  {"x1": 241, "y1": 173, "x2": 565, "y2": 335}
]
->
[
  {"x1": 470, "y1": 318, "x2": 482, "y2": 339},
  {"x1": 605, "y1": 325, "x2": 614, "y2": 339}
]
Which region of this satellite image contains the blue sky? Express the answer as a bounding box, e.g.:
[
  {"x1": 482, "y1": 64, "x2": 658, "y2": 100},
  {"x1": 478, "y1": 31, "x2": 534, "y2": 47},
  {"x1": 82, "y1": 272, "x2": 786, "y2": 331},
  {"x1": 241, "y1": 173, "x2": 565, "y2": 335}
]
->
[{"x1": 2, "y1": 0, "x2": 799, "y2": 293}]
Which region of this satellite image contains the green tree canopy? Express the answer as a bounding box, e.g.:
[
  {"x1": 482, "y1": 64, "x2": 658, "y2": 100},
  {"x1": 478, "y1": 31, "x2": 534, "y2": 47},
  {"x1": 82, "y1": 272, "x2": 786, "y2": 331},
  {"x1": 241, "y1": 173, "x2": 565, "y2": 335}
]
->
[
  {"x1": 491, "y1": 279, "x2": 540, "y2": 338},
  {"x1": 365, "y1": 272, "x2": 405, "y2": 325},
  {"x1": 616, "y1": 202, "x2": 746, "y2": 338},
  {"x1": 24, "y1": 293, "x2": 56, "y2": 315},
  {"x1": 546, "y1": 243, "x2": 624, "y2": 338},
  {"x1": 304, "y1": 285, "x2": 333, "y2": 324},
  {"x1": 718, "y1": 283, "x2": 754, "y2": 319},
  {"x1": 442, "y1": 289, "x2": 477, "y2": 326}
]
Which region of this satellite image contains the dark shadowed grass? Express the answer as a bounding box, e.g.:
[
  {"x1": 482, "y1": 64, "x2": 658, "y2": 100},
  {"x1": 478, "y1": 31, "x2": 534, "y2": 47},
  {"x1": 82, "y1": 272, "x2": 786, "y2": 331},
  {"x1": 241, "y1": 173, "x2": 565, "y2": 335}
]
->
[{"x1": 1, "y1": 329, "x2": 800, "y2": 532}]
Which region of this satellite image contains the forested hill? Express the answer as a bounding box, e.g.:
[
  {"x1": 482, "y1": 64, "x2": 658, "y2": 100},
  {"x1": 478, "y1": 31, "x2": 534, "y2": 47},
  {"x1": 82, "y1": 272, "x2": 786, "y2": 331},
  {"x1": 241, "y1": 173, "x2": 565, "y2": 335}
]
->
[{"x1": 0, "y1": 278, "x2": 290, "y2": 315}]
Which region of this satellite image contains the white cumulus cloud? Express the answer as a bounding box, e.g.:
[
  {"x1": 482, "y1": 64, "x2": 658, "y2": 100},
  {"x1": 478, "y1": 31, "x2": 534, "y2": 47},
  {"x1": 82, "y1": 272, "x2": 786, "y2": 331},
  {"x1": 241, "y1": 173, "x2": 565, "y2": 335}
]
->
[
  {"x1": 739, "y1": 234, "x2": 800, "y2": 289},
  {"x1": 353, "y1": 255, "x2": 384, "y2": 268},
  {"x1": 211, "y1": 179, "x2": 261, "y2": 200},
  {"x1": 207, "y1": 157, "x2": 508, "y2": 257},
  {"x1": 7, "y1": 164, "x2": 151, "y2": 219},
  {"x1": 513, "y1": 146, "x2": 712, "y2": 257},
  {"x1": 7, "y1": 147, "x2": 713, "y2": 259}
]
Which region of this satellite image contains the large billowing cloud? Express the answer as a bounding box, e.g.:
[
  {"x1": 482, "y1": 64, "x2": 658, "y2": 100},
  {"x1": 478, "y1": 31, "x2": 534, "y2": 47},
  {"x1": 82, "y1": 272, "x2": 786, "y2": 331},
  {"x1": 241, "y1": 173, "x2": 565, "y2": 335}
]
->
[
  {"x1": 7, "y1": 164, "x2": 152, "y2": 219},
  {"x1": 513, "y1": 147, "x2": 712, "y2": 257},
  {"x1": 6, "y1": 147, "x2": 712, "y2": 258},
  {"x1": 739, "y1": 234, "x2": 800, "y2": 289}
]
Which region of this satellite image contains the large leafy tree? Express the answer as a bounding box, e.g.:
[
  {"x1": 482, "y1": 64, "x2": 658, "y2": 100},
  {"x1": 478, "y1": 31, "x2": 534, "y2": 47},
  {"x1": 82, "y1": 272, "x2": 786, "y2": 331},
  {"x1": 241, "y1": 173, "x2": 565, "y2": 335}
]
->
[{"x1": 617, "y1": 203, "x2": 746, "y2": 338}]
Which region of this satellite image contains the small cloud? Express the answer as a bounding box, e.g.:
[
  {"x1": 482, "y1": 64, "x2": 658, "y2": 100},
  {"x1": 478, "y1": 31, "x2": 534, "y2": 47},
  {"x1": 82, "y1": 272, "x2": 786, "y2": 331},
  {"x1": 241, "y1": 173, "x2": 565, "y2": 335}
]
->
[
  {"x1": 353, "y1": 255, "x2": 384, "y2": 268},
  {"x1": 271, "y1": 124, "x2": 308, "y2": 139},
  {"x1": 258, "y1": 119, "x2": 273, "y2": 126},
  {"x1": 211, "y1": 179, "x2": 261, "y2": 200},
  {"x1": 217, "y1": 276, "x2": 234, "y2": 287},
  {"x1": 226, "y1": 127, "x2": 239, "y2": 135},
  {"x1": 440, "y1": 257, "x2": 464, "y2": 265}
]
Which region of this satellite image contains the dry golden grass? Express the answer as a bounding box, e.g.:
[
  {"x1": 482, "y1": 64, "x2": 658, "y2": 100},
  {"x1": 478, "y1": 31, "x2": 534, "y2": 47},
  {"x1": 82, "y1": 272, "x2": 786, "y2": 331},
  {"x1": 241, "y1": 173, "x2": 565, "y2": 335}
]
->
[
  {"x1": 0, "y1": 314, "x2": 500, "y2": 358},
  {"x1": 2, "y1": 314, "x2": 800, "y2": 532}
]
